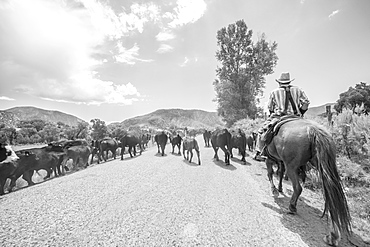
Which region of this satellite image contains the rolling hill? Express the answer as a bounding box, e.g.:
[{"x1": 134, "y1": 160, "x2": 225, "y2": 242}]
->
[
  {"x1": 114, "y1": 109, "x2": 226, "y2": 129},
  {"x1": 305, "y1": 103, "x2": 336, "y2": 117},
  {"x1": 0, "y1": 106, "x2": 86, "y2": 127}
]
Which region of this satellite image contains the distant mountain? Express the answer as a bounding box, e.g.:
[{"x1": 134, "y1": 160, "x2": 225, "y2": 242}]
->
[
  {"x1": 305, "y1": 103, "x2": 336, "y2": 117},
  {"x1": 115, "y1": 109, "x2": 225, "y2": 129},
  {"x1": 0, "y1": 106, "x2": 86, "y2": 127}
]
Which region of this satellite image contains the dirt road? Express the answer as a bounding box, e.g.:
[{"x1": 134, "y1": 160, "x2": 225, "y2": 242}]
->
[{"x1": 0, "y1": 136, "x2": 364, "y2": 246}]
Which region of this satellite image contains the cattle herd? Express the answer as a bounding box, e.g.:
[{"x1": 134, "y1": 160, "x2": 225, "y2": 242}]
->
[{"x1": 0, "y1": 129, "x2": 257, "y2": 195}]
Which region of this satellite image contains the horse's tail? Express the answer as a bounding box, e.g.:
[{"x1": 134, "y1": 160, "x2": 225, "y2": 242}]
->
[{"x1": 308, "y1": 125, "x2": 351, "y2": 234}]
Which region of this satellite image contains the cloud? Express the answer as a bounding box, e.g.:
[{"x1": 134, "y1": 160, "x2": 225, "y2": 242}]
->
[
  {"x1": 156, "y1": 31, "x2": 176, "y2": 41},
  {"x1": 328, "y1": 10, "x2": 340, "y2": 20},
  {"x1": 180, "y1": 57, "x2": 190, "y2": 67},
  {"x1": 0, "y1": 96, "x2": 15, "y2": 101},
  {"x1": 179, "y1": 56, "x2": 198, "y2": 67},
  {"x1": 30, "y1": 72, "x2": 141, "y2": 105},
  {"x1": 0, "y1": 0, "x2": 157, "y2": 105},
  {"x1": 168, "y1": 0, "x2": 207, "y2": 28},
  {"x1": 157, "y1": 44, "x2": 174, "y2": 54},
  {"x1": 0, "y1": 0, "x2": 208, "y2": 105},
  {"x1": 114, "y1": 42, "x2": 154, "y2": 64}
]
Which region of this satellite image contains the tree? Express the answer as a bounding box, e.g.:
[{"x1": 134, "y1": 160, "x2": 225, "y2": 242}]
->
[
  {"x1": 18, "y1": 119, "x2": 46, "y2": 131},
  {"x1": 334, "y1": 82, "x2": 370, "y2": 115},
  {"x1": 214, "y1": 19, "x2": 278, "y2": 126},
  {"x1": 90, "y1": 119, "x2": 108, "y2": 140},
  {"x1": 0, "y1": 127, "x2": 17, "y2": 144},
  {"x1": 39, "y1": 124, "x2": 61, "y2": 143}
]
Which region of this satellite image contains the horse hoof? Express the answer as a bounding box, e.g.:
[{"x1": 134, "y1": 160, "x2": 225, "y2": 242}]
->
[
  {"x1": 272, "y1": 188, "x2": 279, "y2": 197},
  {"x1": 288, "y1": 205, "x2": 297, "y2": 214},
  {"x1": 323, "y1": 234, "x2": 339, "y2": 246}
]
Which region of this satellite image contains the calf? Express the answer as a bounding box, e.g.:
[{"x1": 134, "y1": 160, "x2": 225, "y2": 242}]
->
[
  {"x1": 183, "y1": 137, "x2": 201, "y2": 165},
  {"x1": 246, "y1": 132, "x2": 257, "y2": 152},
  {"x1": 170, "y1": 134, "x2": 182, "y2": 155},
  {"x1": 230, "y1": 129, "x2": 247, "y2": 163}
]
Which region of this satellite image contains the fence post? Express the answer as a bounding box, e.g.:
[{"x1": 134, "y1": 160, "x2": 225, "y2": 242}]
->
[{"x1": 326, "y1": 105, "x2": 333, "y2": 126}]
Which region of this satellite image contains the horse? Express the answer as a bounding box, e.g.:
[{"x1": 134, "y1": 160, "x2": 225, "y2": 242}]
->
[
  {"x1": 120, "y1": 134, "x2": 143, "y2": 159},
  {"x1": 229, "y1": 129, "x2": 247, "y2": 163},
  {"x1": 211, "y1": 129, "x2": 232, "y2": 165},
  {"x1": 183, "y1": 137, "x2": 201, "y2": 165},
  {"x1": 169, "y1": 134, "x2": 182, "y2": 155},
  {"x1": 203, "y1": 130, "x2": 211, "y2": 147},
  {"x1": 154, "y1": 131, "x2": 168, "y2": 156},
  {"x1": 264, "y1": 118, "x2": 351, "y2": 246}
]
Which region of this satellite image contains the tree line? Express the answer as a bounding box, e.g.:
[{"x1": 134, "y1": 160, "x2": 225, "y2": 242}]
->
[{"x1": 0, "y1": 118, "x2": 125, "y2": 145}]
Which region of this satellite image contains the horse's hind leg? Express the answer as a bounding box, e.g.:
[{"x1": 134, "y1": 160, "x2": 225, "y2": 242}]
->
[
  {"x1": 286, "y1": 166, "x2": 302, "y2": 214},
  {"x1": 277, "y1": 162, "x2": 285, "y2": 192},
  {"x1": 189, "y1": 150, "x2": 193, "y2": 163},
  {"x1": 266, "y1": 158, "x2": 279, "y2": 197}
]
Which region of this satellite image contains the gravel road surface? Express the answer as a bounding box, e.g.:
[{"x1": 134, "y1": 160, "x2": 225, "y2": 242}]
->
[{"x1": 0, "y1": 136, "x2": 362, "y2": 246}]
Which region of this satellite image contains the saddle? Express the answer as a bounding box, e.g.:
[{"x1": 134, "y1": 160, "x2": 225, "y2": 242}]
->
[{"x1": 261, "y1": 115, "x2": 301, "y2": 146}]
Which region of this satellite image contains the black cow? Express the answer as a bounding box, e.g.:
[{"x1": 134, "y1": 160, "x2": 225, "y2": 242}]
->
[
  {"x1": 211, "y1": 129, "x2": 232, "y2": 165},
  {"x1": 246, "y1": 132, "x2": 258, "y2": 152},
  {"x1": 6, "y1": 147, "x2": 64, "y2": 193},
  {"x1": 230, "y1": 129, "x2": 247, "y2": 163},
  {"x1": 0, "y1": 150, "x2": 36, "y2": 195},
  {"x1": 120, "y1": 134, "x2": 143, "y2": 159},
  {"x1": 203, "y1": 130, "x2": 211, "y2": 147},
  {"x1": 170, "y1": 134, "x2": 182, "y2": 155},
  {"x1": 141, "y1": 134, "x2": 151, "y2": 149},
  {"x1": 154, "y1": 131, "x2": 168, "y2": 156},
  {"x1": 62, "y1": 145, "x2": 91, "y2": 172},
  {"x1": 91, "y1": 137, "x2": 119, "y2": 163}
]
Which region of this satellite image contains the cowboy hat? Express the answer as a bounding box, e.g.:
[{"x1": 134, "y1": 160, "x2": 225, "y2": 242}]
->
[{"x1": 275, "y1": 72, "x2": 295, "y2": 84}]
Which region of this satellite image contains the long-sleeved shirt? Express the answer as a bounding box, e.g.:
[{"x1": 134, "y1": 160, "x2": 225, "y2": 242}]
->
[{"x1": 267, "y1": 85, "x2": 310, "y2": 116}]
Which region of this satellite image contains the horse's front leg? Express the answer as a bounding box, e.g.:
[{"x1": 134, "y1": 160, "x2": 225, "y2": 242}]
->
[
  {"x1": 266, "y1": 158, "x2": 279, "y2": 197},
  {"x1": 178, "y1": 144, "x2": 181, "y2": 155},
  {"x1": 286, "y1": 167, "x2": 302, "y2": 214}
]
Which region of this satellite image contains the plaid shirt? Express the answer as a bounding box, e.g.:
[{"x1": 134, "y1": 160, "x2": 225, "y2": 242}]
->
[{"x1": 267, "y1": 85, "x2": 310, "y2": 116}]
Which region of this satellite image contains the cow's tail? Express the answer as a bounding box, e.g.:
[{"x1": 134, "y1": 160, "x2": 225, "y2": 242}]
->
[{"x1": 308, "y1": 125, "x2": 351, "y2": 234}]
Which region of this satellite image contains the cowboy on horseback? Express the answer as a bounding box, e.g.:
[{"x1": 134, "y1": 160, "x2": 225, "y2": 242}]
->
[{"x1": 254, "y1": 72, "x2": 310, "y2": 160}]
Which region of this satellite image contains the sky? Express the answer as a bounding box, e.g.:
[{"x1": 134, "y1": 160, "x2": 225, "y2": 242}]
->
[{"x1": 0, "y1": 0, "x2": 369, "y2": 124}]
